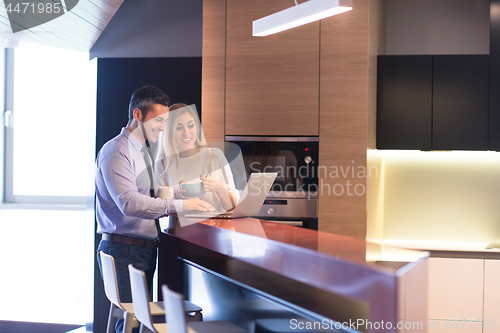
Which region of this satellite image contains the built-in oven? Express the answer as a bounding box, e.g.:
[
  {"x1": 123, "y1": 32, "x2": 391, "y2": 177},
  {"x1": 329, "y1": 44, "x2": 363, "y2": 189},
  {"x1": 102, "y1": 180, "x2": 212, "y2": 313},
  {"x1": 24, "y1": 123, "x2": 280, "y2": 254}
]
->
[{"x1": 225, "y1": 136, "x2": 319, "y2": 229}]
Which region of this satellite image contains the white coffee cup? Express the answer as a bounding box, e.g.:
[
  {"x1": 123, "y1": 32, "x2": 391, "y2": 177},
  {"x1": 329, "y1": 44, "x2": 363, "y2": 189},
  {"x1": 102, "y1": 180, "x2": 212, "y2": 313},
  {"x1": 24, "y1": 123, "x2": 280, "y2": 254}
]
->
[{"x1": 158, "y1": 186, "x2": 173, "y2": 200}]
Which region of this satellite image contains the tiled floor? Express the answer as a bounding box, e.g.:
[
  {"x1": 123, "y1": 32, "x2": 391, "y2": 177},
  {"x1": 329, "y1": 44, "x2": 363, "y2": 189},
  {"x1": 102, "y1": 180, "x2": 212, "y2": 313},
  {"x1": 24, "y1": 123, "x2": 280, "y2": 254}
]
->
[{"x1": 0, "y1": 320, "x2": 84, "y2": 333}]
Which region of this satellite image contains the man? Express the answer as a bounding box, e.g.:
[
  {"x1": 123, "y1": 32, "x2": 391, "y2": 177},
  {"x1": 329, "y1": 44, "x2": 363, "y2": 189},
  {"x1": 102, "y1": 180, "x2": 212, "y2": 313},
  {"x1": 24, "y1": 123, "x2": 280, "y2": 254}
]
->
[{"x1": 95, "y1": 86, "x2": 214, "y2": 333}]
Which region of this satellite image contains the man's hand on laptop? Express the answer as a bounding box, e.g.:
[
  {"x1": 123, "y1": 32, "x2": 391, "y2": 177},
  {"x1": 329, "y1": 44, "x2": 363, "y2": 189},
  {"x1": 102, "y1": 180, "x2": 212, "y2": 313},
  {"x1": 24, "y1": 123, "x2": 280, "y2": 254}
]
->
[{"x1": 183, "y1": 198, "x2": 216, "y2": 212}]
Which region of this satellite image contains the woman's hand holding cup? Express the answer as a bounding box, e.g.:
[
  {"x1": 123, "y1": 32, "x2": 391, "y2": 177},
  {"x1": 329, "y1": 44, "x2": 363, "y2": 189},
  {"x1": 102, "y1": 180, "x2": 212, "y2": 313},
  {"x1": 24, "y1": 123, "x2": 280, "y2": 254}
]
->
[{"x1": 200, "y1": 175, "x2": 225, "y2": 194}]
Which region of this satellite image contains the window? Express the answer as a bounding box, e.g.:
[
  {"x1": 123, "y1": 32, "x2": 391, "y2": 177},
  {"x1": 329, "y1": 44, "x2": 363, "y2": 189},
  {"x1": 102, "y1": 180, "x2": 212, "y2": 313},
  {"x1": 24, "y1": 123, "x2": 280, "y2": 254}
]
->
[
  {"x1": 4, "y1": 47, "x2": 96, "y2": 204},
  {"x1": 1, "y1": 45, "x2": 97, "y2": 326}
]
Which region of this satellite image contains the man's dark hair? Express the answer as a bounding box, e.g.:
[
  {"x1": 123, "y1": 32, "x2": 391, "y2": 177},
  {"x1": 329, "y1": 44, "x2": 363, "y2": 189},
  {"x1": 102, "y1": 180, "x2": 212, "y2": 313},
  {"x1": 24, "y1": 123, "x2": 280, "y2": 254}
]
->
[{"x1": 128, "y1": 85, "x2": 170, "y2": 121}]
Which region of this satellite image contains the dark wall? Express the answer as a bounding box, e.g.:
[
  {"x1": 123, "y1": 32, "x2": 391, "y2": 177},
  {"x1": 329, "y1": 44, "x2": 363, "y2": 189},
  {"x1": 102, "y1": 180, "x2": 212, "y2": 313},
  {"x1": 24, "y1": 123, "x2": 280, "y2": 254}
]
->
[
  {"x1": 95, "y1": 57, "x2": 202, "y2": 149},
  {"x1": 93, "y1": 57, "x2": 202, "y2": 333},
  {"x1": 386, "y1": 0, "x2": 490, "y2": 55}
]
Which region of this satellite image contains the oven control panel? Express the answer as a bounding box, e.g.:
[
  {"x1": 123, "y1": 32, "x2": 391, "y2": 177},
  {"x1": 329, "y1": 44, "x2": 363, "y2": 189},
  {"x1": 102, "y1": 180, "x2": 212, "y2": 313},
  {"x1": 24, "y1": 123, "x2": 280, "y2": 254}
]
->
[
  {"x1": 258, "y1": 198, "x2": 317, "y2": 218},
  {"x1": 263, "y1": 199, "x2": 287, "y2": 205}
]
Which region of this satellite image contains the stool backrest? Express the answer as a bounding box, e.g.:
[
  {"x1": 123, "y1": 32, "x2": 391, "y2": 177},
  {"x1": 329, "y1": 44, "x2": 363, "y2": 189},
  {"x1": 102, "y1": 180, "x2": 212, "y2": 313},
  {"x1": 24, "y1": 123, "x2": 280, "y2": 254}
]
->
[
  {"x1": 162, "y1": 284, "x2": 188, "y2": 333},
  {"x1": 128, "y1": 264, "x2": 156, "y2": 332},
  {"x1": 99, "y1": 251, "x2": 123, "y2": 309}
]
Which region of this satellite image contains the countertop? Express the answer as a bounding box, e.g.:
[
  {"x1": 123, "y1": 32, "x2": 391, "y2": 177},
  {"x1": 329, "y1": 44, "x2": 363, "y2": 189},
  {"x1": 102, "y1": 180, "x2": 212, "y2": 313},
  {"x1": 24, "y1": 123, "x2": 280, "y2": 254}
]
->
[
  {"x1": 161, "y1": 216, "x2": 429, "y2": 270},
  {"x1": 370, "y1": 239, "x2": 500, "y2": 259},
  {"x1": 159, "y1": 216, "x2": 429, "y2": 331}
]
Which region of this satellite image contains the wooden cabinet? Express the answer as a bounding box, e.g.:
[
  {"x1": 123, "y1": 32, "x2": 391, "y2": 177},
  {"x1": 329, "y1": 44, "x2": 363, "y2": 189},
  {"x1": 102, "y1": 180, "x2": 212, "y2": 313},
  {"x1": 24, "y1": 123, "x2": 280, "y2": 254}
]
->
[
  {"x1": 428, "y1": 257, "x2": 500, "y2": 333},
  {"x1": 225, "y1": 0, "x2": 320, "y2": 136},
  {"x1": 376, "y1": 56, "x2": 432, "y2": 150},
  {"x1": 377, "y1": 55, "x2": 489, "y2": 150},
  {"x1": 484, "y1": 260, "x2": 500, "y2": 332},
  {"x1": 433, "y1": 55, "x2": 489, "y2": 150},
  {"x1": 489, "y1": 1, "x2": 500, "y2": 150},
  {"x1": 489, "y1": 55, "x2": 500, "y2": 151},
  {"x1": 203, "y1": 0, "x2": 380, "y2": 239},
  {"x1": 428, "y1": 258, "x2": 484, "y2": 320}
]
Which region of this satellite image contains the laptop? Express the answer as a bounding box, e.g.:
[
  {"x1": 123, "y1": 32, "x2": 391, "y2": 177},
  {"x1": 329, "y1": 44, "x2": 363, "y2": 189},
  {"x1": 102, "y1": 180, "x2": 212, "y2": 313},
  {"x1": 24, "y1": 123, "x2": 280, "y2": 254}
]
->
[{"x1": 182, "y1": 172, "x2": 277, "y2": 219}]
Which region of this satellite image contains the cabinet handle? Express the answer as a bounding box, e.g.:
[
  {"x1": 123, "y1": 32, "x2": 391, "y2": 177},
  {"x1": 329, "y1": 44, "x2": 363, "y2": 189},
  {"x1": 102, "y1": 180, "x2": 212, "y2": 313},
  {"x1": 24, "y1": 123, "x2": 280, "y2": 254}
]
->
[{"x1": 4, "y1": 110, "x2": 11, "y2": 128}]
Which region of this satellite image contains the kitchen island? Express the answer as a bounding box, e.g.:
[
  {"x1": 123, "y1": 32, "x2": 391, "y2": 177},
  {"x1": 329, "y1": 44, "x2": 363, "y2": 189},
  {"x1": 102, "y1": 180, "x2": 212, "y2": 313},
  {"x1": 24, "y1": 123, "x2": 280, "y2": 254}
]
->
[
  {"x1": 158, "y1": 216, "x2": 428, "y2": 333},
  {"x1": 370, "y1": 239, "x2": 500, "y2": 332}
]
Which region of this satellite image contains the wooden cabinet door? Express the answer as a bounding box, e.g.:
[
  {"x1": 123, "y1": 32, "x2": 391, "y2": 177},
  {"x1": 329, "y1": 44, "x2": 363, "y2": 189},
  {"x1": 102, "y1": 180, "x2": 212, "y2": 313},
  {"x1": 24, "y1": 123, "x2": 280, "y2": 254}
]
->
[
  {"x1": 225, "y1": 0, "x2": 319, "y2": 136},
  {"x1": 376, "y1": 55, "x2": 432, "y2": 150},
  {"x1": 484, "y1": 260, "x2": 500, "y2": 332},
  {"x1": 432, "y1": 55, "x2": 489, "y2": 150},
  {"x1": 428, "y1": 258, "x2": 484, "y2": 321},
  {"x1": 489, "y1": 55, "x2": 500, "y2": 151},
  {"x1": 376, "y1": 55, "x2": 489, "y2": 150},
  {"x1": 489, "y1": 0, "x2": 500, "y2": 151}
]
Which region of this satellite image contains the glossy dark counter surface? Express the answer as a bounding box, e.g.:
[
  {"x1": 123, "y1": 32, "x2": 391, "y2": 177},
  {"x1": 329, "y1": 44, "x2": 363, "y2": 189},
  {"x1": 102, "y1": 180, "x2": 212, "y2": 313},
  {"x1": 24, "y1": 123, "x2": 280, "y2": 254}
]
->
[
  {"x1": 162, "y1": 216, "x2": 427, "y2": 269},
  {"x1": 159, "y1": 217, "x2": 428, "y2": 332}
]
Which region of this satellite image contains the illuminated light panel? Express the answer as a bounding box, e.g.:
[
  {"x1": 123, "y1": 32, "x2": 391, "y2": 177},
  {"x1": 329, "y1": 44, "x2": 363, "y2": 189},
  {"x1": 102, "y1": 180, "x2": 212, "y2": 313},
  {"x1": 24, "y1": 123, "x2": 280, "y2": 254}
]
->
[
  {"x1": 252, "y1": 0, "x2": 353, "y2": 37},
  {"x1": 377, "y1": 149, "x2": 500, "y2": 166},
  {"x1": 368, "y1": 149, "x2": 500, "y2": 244}
]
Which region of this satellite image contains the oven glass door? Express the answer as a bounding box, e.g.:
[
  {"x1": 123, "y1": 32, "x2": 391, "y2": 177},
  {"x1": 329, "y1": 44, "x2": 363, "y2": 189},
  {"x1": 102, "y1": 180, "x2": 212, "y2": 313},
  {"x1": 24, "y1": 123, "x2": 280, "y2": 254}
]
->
[{"x1": 225, "y1": 137, "x2": 318, "y2": 197}]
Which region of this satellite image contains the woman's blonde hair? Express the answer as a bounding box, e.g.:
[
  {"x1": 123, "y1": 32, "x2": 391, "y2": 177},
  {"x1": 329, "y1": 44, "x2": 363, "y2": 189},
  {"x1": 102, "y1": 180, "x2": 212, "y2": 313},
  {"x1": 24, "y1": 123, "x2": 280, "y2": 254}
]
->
[{"x1": 156, "y1": 103, "x2": 205, "y2": 180}]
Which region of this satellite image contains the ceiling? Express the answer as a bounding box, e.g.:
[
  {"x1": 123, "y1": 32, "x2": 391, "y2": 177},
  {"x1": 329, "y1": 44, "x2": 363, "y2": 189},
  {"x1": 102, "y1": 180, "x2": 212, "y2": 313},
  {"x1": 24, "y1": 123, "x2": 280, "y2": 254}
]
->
[{"x1": 0, "y1": 0, "x2": 123, "y2": 51}]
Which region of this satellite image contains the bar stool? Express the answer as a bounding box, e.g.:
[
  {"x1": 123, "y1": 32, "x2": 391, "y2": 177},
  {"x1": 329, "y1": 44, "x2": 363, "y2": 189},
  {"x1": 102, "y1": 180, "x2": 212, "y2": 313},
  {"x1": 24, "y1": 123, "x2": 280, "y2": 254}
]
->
[
  {"x1": 99, "y1": 251, "x2": 164, "y2": 333},
  {"x1": 162, "y1": 284, "x2": 248, "y2": 333},
  {"x1": 100, "y1": 252, "x2": 202, "y2": 333},
  {"x1": 129, "y1": 264, "x2": 247, "y2": 333}
]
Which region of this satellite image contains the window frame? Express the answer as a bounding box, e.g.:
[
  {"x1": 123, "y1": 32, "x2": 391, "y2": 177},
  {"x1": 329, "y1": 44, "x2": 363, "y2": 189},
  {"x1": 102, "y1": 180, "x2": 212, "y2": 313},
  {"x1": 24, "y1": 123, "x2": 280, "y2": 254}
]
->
[{"x1": 3, "y1": 48, "x2": 91, "y2": 206}]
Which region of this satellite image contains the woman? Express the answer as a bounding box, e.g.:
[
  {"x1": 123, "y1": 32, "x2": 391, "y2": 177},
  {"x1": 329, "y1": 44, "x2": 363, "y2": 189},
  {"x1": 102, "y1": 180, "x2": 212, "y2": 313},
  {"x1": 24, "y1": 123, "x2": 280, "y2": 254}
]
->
[{"x1": 155, "y1": 103, "x2": 239, "y2": 212}]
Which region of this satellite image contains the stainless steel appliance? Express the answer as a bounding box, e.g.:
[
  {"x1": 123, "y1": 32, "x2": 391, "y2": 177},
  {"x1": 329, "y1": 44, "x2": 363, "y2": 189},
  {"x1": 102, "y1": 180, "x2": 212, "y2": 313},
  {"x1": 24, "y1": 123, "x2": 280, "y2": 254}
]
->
[{"x1": 225, "y1": 136, "x2": 319, "y2": 229}]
